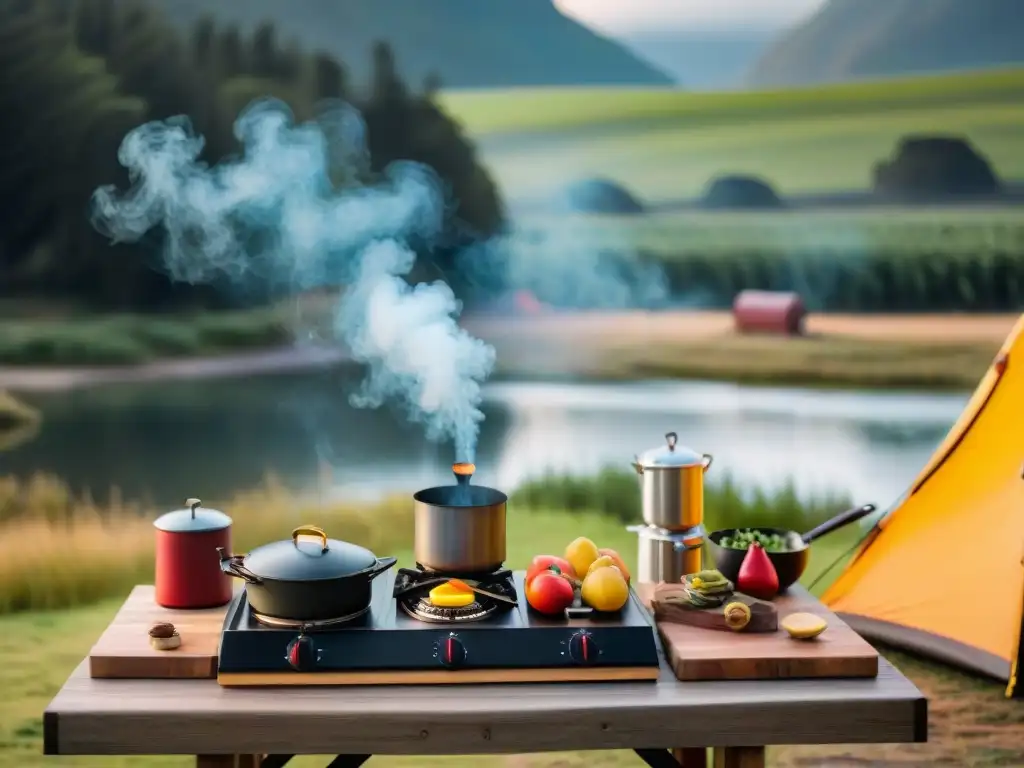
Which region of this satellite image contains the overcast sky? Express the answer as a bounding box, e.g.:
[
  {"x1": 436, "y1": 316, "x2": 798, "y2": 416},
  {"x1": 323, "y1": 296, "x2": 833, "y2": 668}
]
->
[{"x1": 554, "y1": 0, "x2": 827, "y2": 32}]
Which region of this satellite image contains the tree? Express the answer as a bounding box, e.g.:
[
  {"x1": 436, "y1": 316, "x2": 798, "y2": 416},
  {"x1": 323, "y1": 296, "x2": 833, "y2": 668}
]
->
[
  {"x1": 191, "y1": 15, "x2": 216, "y2": 69},
  {"x1": 251, "y1": 21, "x2": 278, "y2": 78},
  {"x1": 312, "y1": 52, "x2": 348, "y2": 100},
  {"x1": 218, "y1": 25, "x2": 246, "y2": 78},
  {"x1": 370, "y1": 40, "x2": 406, "y2": 105},
  {"x1": 0, "y1": 0, "x2": 144, "y2": 295},
  {"x1": 0, "y1": 2, "x2": 504, "y2": 310}
]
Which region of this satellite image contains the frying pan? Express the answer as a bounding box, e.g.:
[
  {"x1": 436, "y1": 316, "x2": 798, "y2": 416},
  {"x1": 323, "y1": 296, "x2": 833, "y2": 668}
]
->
[{"x1": 707, "y1": 503, "x2": 877, "y2": 592}]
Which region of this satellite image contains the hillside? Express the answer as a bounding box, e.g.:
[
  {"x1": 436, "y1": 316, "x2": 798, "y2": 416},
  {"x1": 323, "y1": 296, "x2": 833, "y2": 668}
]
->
[
  {"x1": 146, "y1": 0, "x2": 673, "y2": 88},
  {"x1": 621, "y1": 29, "x2": 776, "y2": 90},
  {"x1": 749, "y1": 0, "x2": 1024, "y2": 87}
]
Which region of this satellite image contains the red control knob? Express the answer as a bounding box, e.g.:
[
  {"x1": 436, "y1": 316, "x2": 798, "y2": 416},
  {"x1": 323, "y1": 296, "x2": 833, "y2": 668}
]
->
[
  {"x1": 568, "y1": 631, "x2": 599, "y2": 664},
  {"x1": 285, "y1": 634, "x2": 319, "y2": 671},
  {"x1": 439, "y1": 634, "x2": 467, "y2": 668}
]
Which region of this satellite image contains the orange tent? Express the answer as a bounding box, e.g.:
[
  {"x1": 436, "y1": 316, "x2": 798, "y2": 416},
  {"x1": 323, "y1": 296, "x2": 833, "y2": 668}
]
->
[{"x1": 823, "y1": 314, "x2": 1024, "y2": 698}]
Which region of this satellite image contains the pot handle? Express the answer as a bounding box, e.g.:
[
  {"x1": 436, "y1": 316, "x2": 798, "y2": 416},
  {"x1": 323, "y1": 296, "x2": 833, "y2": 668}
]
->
[
  {"x1": 367, "y1": 556, "x2": 398, "y2": 579},
  {"x1": 701, "y1": 453, "x2": 713, "y2": 471},
  {"x1": 292, "y1": 525, "x2": 329, "y2": 553},
  {"x1": 800, "y1": 504, "x2": 877, "y2": 545},
  {"x1": 217, "y1": 548, "x2": 263, "y2": 585}
]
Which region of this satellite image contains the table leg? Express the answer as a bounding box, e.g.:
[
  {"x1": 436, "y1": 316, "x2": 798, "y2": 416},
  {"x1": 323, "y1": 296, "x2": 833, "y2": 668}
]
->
[
  {"x1": 711, "y1": 746, "x2": 765, "y2": 768},
  {"x1": 673, "y1": 747, "x2": 707, "y2": 767}
]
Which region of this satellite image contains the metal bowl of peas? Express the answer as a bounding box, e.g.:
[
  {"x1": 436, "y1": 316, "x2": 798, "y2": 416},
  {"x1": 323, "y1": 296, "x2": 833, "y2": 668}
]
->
[{"x1": 707, "y1": 503, "x2": 876, "y2": 592}]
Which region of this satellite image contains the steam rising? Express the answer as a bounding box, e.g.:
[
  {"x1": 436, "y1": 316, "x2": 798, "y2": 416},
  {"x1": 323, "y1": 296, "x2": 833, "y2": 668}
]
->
[
  {"x1": 91, "y1": 99, "x2": 494, "y2": 461},
  {"x1": 91, "y1": 98, "x2": 668, "y2": 464}
]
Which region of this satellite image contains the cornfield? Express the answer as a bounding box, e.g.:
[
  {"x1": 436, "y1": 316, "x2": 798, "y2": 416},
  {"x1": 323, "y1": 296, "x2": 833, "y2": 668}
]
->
[{"x1": 512, "y1": 209, "x2": 1024, "y2": 311}]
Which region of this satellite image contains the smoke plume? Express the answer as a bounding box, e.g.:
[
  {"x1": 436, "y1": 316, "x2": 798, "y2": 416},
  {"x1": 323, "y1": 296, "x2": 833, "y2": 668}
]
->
[{"x1": 91, "y1": 99, "x2": 494, "y2": 461}]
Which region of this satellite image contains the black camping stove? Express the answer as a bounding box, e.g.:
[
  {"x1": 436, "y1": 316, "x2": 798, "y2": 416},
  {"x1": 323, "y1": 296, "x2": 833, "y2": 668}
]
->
[{"x1": 217, "y1": 568, "x2": 660, "y2": 686}]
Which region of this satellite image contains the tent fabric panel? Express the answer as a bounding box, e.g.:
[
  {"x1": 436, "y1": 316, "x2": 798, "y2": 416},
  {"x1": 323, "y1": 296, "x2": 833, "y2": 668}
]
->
[
  {"x1": 840, "y1": 613, "x2": 1011, "y2": 682},
  {"x1": 823, "y1": 314, "x2": 1024, "y2": 686}
]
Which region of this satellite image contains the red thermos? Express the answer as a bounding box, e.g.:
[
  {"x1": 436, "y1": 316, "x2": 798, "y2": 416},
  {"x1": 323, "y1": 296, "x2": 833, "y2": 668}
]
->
[{"x1": 154, "y1": 498, "x2": 233, "y2": 609}]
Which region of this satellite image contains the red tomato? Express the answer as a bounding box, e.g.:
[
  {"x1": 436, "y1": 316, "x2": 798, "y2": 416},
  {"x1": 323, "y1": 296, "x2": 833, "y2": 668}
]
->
[
  {"x1": 525, "y1": 571, "x2": 575, "y2": 615},
  {"x1": 525, "y1": 555, "x2": 576, "y2": 585}
]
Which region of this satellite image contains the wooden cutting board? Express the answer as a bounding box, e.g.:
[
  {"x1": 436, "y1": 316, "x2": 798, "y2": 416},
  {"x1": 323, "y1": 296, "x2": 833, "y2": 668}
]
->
[
  {"x1": 636, "y1": 582, "x2": 879, "y2": 682},
  {"x1": 88, "y1": 585, "x2": 228, "y2": 679}
]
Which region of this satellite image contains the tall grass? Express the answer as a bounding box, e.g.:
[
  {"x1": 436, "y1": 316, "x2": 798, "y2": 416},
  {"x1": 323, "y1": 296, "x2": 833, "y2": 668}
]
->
[
  {"x1": 0, "y1": 469, "x2": 853, "y2": 615},
  {"x1": 0, "y1": 474, "x2": 414, "y2": 614},
  {"x1": 511, "y1": 468, "x2": 851, "y2": 529}
]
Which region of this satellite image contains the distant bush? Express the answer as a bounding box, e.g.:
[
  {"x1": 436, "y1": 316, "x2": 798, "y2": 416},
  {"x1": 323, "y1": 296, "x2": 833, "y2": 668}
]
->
[
  {"x1": 873, "y1": 135, "x2": 1003, "y2": 201},
  {"x1": 0, "y1": 308, "x2": 293, "y2": 366},
  {"x1": 701, "y1": 175, "x2": 784, "y2": 210},
  {"x1": 562, "y1": 178, "x2": 645, "y2": 214}
]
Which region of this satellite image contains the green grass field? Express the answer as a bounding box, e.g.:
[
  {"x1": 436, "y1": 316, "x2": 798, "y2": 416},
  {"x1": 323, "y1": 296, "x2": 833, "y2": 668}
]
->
[{"x1": 441, "y1": 68, "x2": 1024, "y2": 201}]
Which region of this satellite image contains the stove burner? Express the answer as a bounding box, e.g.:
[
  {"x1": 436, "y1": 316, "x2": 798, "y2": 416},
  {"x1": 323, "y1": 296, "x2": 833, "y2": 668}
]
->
[
  {"x1": 393, "y1": 565, "x2": 518, "y2": 623},
  {"x1": 400, "y1": 597, "x2": 497, "y2": 623},
  {"x1": 251, "y1": 604, "x2": 370, "y2": 631}
]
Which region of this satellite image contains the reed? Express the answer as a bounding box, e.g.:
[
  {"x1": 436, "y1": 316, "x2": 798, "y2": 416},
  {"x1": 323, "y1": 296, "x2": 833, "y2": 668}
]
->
[
  {"x1": 0, "y1": 390, "x2": 40, "y2": 428},
  {"x1": 0, "y1": 470, "x2": 855, "y2": 615}
]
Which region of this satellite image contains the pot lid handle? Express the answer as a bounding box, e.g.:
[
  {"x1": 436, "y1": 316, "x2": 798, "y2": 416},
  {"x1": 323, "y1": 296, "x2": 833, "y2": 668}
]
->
[
  {"x1": 665, "y1": 432, "x2": 678, "y2": 451},
  {"x1": 292, "y1": 525, "x2": 329, "y2": 554},
  {"x1": 185, "y1": 497, "x2": 202, "y2": 520}
]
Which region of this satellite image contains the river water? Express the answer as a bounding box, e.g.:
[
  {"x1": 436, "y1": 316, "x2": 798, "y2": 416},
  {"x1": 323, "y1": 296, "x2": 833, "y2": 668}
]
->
[{"x1": 2, "y1": 372, "x2": 968, "y2": 511}]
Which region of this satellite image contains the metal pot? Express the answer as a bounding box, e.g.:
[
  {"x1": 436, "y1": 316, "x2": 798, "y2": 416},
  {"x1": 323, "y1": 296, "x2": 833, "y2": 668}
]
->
[
  {"x1": 413, "y1": 463, "x2": 507, "y2": 573},
  {"x1": 631, "y1": 432, "x2": 713, "y2": 531},
  {"x1": 154, "y1": 498, "x2": 233, "y2": 609},
  {"x1": 628, "y1": 524, "x2": 705, "y2": 584},
  {"x1": 218, "y1": 525, "x2": 397, "y2": 621}
]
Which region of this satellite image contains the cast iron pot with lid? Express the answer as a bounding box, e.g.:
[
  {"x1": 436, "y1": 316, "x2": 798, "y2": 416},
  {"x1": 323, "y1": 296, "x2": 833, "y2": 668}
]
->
[
  {"x1": 218, "y1": 525, "x2": 397, "y2": 621},
  {"x1": 707, "y1": 503, "x2": 877, "y2": 592},
  {"x1": 632, "y1": 432, "x2": 713, "y2": 531}
]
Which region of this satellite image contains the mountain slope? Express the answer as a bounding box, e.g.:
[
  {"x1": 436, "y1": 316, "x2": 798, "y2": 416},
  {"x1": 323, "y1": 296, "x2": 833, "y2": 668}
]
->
[
  {"x1": 148, "y1": 0, "x2": 673, "y2": 88},
  {"x1": 749, "y1": 0, "x2": 1024, "y2": 87},
  {"x1": 622, "y1": 29, "x2": 777, "y2": 90}
]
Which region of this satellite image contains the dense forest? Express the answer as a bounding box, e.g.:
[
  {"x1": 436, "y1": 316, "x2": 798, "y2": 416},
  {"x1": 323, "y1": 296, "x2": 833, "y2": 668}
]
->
[{"x1": 0, "y1": 0, "x2": 503, "y2": 311}]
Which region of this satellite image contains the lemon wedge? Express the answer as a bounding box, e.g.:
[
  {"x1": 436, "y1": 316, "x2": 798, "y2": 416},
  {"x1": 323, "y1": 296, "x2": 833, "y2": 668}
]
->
[{"x1": 428, "y1": 581, "x2": 476, "y2": 608}]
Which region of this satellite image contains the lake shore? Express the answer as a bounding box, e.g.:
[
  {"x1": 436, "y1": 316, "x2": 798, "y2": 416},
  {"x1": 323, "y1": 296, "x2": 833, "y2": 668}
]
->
[{"x1": 0, "y1": 311, "x2": 1014, "y2": 393}]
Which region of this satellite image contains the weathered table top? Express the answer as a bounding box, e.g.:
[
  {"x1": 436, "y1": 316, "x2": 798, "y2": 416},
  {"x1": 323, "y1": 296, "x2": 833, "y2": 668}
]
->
[{"x1": 46, "y1": 619, "x2": 927, "y2": 756}]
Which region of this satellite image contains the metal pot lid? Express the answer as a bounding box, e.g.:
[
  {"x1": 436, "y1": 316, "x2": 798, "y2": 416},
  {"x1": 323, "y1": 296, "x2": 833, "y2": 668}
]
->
[
  {"x1": 242, "y1": 525, "x2": 377, "y2": 581},
  {"x1": 635, "y1": 432, "x2": 704, "y2": 468},
  {"x1": 154, "y1": 498, "x2": 232, "y2": 533}
]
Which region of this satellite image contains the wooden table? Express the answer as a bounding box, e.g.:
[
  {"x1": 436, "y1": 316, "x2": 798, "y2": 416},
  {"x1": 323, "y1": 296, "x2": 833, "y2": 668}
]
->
[{"x1": 44, "y1": 587, "x2": 927, "y2": 768}]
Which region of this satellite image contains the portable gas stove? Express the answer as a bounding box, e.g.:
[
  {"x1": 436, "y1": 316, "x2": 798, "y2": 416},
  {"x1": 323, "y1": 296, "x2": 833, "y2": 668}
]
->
[{"x1": 217, "y1": 566, "x2": 661, "y2": 686}]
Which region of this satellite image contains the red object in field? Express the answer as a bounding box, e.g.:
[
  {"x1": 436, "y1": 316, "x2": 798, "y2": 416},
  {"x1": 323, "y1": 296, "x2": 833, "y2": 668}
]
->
[
  {"x1": 154, "y1": 498, "x2": 233, "y2": 609},
  {"x1": 732, "y1": 290, "x2": 806, "y2": 336}
]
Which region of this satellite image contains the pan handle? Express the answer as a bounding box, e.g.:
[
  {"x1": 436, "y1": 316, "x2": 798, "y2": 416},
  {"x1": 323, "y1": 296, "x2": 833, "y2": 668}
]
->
[
  {"x1": 800, "y1": 504, "x2": 877, "y2": 545},
  {"x1": 366, "y1": 556, "x2": 398, "y2": 580},
  {"x1": 217, "y1": 548, "x2": 263, "y2": 585}
]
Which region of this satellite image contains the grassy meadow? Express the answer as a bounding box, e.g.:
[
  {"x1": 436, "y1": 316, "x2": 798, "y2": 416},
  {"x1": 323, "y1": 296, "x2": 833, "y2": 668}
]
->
[
  {"x1": 2, "y1": 471, "x2": 1022, "y2": 767},
  {"x1": 441, "y1": 68, "x2": 1024, "y2": 317},
  {"x1": 441, "y1": 68, "x2": 1024, "y2": 200}
]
